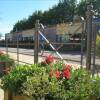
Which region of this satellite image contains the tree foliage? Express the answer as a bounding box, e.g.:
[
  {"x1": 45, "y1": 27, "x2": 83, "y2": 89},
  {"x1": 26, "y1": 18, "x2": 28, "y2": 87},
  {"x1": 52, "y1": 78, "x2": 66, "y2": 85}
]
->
[{"x1": 11, "y1": 0, "x2": 100, "y2": 32}]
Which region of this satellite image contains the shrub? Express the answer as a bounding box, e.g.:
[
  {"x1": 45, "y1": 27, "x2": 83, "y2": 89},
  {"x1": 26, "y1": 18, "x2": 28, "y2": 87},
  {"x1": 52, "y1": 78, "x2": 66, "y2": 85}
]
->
[
  {"x1": 1, "y1": 55, "x2": 100, "y2": 99},
  {"x1": 62, "y1": 69, "x2": 93, "y2": 100},
  {"x1": 0, "y1": 51, "x2": 14, "y2": 76},
  {"x1": 0, "y1": 54, "x2": 14, "y2": 67},
  {"x1": 23, "y1": 74, "x2": 61, "y2": 100},
  {"x1": 92, "y1": 76, "x2": 100, "y2": 99},
  {"x1": 1, "y1": 64, "x2": 42, "y2": 94}
]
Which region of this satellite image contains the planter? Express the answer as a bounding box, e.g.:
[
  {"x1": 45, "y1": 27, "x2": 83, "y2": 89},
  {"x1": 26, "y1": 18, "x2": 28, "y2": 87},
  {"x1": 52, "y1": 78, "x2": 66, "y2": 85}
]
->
[
  {"x1": 89, "y1": 95, "x2": 96, "y2": 100},
  {"x1": 4, "y1": 91, "x2": 29, "y2": 100},
  {"x1": 12, "y1": 95, "x2": 45, "y2": 100},
  {"x1": 4, "y1": 90, "x2": 12, "y2": 100},
  {"x1": 12, "y1": 95, "x2": 28, "y2": 100}
]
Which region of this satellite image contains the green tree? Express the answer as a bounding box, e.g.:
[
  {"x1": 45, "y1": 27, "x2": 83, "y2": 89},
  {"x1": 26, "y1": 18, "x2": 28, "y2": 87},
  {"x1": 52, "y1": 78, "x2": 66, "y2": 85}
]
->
[
  {"x1": 76, "y1": 0, "x2": 100, "y2": 18},
  {"x1": 11, "y1": 0, "x2": 78, "y2": 32}
]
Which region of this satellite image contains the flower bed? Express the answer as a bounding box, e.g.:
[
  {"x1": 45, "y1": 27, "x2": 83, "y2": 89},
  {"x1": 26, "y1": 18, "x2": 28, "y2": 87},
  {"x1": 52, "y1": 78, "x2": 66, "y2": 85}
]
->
[
  {"x1": 1, "y1": 55, "x2": 100, "y2": 100},
  {"x1": 0, "y1": 51, "x2": 14, "y2": 76}
]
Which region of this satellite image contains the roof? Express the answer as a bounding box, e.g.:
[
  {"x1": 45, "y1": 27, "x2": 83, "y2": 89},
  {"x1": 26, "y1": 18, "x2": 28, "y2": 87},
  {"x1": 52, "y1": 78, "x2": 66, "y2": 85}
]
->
[
  {"x1": 56, "y1": 22, "x2": 82, "y2": 35},
  {"x1": 9, "y1": 22, "x2": 83, "y2": 37}
]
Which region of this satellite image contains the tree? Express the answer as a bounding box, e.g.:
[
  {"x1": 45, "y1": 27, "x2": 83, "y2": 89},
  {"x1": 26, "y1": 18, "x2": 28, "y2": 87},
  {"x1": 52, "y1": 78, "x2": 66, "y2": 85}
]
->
[
  {"x1": 76, "y1": 0, "x2": 87, "y2": 18},
  {"x1": 11, "y1": 0, "x2": 78, "y2": 32},
  {"x1": 76, "y1": 0, "x2": 100, "y2": 18}
]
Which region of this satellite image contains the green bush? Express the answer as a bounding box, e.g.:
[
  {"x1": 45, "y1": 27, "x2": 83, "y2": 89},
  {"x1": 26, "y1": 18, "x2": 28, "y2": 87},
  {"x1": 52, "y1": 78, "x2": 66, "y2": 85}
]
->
[
  {"x1": 1, "y1": 64, "x2": 61, "y2": 99},
  {"x1": 92, "y1": 76, "x2": 100, "y2": 99},
  {"x1": 23, "y1": 75, "x2": 61, "y2": 100},
  {"x1": 1, "y1": 55, "x2": 100, "y2": 99},
  {"x1": 0, "y1": 52, "x2": 15, "y2": 76},
  {"x1": 62, "y1": 69, "x2": 93, "y2": 100},
  {"x1": 0, "y1": 54, "x2": 14, "y2": 67},
  {"x1": 1, "y1": 64, "x2": 41, "y2": 94}
]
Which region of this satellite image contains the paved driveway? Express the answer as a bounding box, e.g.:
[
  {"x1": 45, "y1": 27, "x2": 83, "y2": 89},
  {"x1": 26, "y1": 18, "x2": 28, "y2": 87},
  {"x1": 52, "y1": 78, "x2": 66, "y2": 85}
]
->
[{"x1": 0, "y1": 47, "x2": 100, "y2": 66}]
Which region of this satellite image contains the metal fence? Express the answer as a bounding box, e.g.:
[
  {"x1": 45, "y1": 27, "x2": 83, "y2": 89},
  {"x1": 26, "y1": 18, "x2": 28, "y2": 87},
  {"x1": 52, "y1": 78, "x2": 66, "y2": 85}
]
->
[
  {"x1": 0, "y1": 23, "x2": 100, "y2": 75},
  {"x1": 0, "y1": 5, "x2": 100, "y2": 75},
  {"x1": 0, "y1": 22, "x2": 85, "y2": 65}
]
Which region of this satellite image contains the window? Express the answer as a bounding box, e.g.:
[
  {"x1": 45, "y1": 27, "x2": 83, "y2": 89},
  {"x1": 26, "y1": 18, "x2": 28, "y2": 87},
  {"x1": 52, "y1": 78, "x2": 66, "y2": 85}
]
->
[
  {"x1": 56, "y1": 34, "x2": 69, "y2": 42},
  {"x1": 56, "y1": 34, "x2": 62, "y2": 42}
]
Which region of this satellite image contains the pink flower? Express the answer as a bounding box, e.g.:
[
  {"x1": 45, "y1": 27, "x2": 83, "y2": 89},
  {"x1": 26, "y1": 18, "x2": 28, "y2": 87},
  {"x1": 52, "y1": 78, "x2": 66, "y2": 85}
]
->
[
  {"x1": 45, "y1": 55, "x2": 54, "y2": 64},
  {"x1": 0, "y1": 51, "x2": 4, "y2": 55},
  {"x1": 3, "y1": 67, "x2": 11, "y2": 74},
  {"x1": 49, "y1": 70, "x2": 61, "y2": 79},
  {"x1": 63, "y1": 64, "x2": 72, "y2": 71},
  {"x1": 54, "y1": 70, "x2": 61, "y2": 79}
]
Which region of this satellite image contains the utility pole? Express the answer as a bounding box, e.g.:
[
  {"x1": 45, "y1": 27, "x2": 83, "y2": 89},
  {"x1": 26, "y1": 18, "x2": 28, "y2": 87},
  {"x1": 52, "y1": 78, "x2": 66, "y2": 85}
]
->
[
  {"x1": 86, "y1": 5, "x2": 93, "y2": 70},
  {"x1": 34, "y1": 20, "x2": 40, "y2": 64}
]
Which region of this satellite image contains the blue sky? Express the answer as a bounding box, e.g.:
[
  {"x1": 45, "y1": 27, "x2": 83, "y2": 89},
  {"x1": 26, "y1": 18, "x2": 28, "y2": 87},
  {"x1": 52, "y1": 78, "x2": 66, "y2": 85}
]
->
[
  {"x1": 0, "y1": 0, "x2": 59, "y2": 35},
  {"x1": 0, "y1": 0, "x2": 80, "y2": 36}
]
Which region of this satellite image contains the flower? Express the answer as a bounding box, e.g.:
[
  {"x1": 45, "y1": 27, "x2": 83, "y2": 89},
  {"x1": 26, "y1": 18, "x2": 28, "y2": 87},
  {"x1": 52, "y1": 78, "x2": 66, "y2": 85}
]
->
[
  {"x1": 50, "y1": 70, "x2": 61, "y2": 79},
  {"x1": 63, "y1": 69, "x2": 71, "y2": 79},
  {"x1": 0, "y1": 51, "x2": 4, "y2": 55},
  {"x1": 54, "y1": 70, "x2": 61, "y2": 79},
  {"x1": 3, "y1": 67, "x2": 11, "y2": 74},
  {"x1": 63, "y1": 64, "x2": 72, "y2": 71},
  {"x1": 45, "y1": 55, "x2": 54, "y2": 64}
]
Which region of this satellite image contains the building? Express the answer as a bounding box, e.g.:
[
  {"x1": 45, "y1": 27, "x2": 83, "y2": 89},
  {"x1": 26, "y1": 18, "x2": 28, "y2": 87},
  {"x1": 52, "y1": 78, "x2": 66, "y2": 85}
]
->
[
  {"x1": 56, "y1": 22, "x2": 82, "y2": 42},
  {"x1": 93, "y1": 18, "x2": 100, "y2": 34},
  {"x1": 5, "y1": 22, "x2": 83, "y2": 43}
]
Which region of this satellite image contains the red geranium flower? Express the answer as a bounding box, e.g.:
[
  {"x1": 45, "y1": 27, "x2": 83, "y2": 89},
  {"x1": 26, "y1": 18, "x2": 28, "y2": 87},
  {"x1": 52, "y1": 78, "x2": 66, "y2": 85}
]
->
[
  {"x1": 63, "y1": 69, "x2": 71, "y2": 79},
  {"x1": 45, "y1": 55, "x2": 54, "y2": 64},
  {"x1": 63, "y1": 64, "x2": 72, "y2": 71}
]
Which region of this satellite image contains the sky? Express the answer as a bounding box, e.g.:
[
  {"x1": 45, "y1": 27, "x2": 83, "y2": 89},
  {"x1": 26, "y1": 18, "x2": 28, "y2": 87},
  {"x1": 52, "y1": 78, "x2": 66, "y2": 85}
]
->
[
  {"x1": 0, "y1": 0, "x2": 59, "y2": 36},
  {"x1": 0, "y1": 0, "x2": 79, "y2": 35}
]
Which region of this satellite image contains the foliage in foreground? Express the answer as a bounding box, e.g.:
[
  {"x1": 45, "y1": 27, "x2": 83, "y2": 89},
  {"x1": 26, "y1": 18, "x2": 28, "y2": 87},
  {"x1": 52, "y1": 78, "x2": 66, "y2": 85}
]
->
[
  {"x1": 0, "y1": 51, "x2": 15, "y2": 76},
  {"x1": 1, "y1": 55, "x2": 100, "y2": 100}
]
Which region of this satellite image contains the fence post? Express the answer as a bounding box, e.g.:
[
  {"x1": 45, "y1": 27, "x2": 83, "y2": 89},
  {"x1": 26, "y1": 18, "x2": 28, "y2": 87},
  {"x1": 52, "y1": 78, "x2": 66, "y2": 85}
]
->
[
  {"x1": 34, "y1": 20, "x2": 40, "y2": 64},
  {"x1": 80, "y1": 17, "x2": 85, "y2": 67},
  {"x1": 5, "y1": 34, "x2": 8, "y2": 55},
  {"x1": 86, "y1": 5, "x2": 93, "y2": 70},
  {"x1": 92, "y1": 22, "x2": 96, "y2": 75},
  {"x1": 16, "y1": 29, "x2": 19, "y2": 65},
  {"x1": 5, "y1": 34, "x2": 9, "y2": 74}
]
